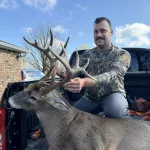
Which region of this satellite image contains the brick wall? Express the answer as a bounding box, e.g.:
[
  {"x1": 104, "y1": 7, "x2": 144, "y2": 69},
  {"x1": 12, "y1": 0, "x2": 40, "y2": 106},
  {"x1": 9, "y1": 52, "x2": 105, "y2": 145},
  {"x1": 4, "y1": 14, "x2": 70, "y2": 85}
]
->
[{"x1": 0, "y1": 49, "x2": 21, "y2": 100}]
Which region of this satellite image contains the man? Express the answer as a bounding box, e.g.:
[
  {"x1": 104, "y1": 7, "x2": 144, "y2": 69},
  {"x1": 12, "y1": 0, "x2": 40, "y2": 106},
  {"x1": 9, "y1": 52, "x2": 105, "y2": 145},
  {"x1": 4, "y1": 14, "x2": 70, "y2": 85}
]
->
[{"x1": 63, "y1": 17, "x2": 131, "y2": 118}]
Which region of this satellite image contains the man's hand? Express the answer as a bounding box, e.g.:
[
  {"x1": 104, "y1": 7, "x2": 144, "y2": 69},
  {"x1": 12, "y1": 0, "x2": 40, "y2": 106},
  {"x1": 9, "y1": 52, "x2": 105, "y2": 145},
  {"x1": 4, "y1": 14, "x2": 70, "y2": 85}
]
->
[
  {"x1": 63, "y1": 78, "x2": 85, "y2": 93},
  {"x1": 63, "y1": 77, "x2": 96, "y2": 93}
]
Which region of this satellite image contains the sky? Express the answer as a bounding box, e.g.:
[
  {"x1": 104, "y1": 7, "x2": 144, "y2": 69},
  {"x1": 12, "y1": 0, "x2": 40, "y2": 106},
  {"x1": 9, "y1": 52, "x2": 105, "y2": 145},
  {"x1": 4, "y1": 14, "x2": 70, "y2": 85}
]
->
[{"x1": 0, "y1": 0, "x2": 150, "y2": 57}]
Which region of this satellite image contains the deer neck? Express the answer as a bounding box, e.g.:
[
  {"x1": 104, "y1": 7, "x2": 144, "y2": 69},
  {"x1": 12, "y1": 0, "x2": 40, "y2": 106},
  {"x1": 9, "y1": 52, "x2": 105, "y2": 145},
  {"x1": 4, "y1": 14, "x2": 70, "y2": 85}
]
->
[{"x1": 36, "y1": 90, "x2": 78, "y2": 145}]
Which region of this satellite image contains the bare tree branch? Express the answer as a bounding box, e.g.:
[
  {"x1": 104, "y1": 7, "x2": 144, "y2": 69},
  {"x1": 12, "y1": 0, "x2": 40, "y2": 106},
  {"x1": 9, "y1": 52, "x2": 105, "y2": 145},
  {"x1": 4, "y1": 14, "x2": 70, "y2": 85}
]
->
[{"x1": 24, "y1": 24, "x2": 66, "y2": 73}]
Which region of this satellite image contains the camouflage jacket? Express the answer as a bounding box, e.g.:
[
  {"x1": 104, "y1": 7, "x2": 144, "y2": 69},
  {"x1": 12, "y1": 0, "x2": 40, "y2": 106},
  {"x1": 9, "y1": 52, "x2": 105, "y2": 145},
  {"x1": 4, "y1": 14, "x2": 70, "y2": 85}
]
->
[{"x1": 79, "y1": 44, "x2": 131, "y2": 101}]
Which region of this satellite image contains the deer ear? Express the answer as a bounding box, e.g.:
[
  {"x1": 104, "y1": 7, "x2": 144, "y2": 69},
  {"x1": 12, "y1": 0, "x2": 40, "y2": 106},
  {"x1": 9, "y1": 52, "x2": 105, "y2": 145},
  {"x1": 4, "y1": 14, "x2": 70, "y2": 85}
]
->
[{"x1": 51, "y1": 98, "x2": 69, "y2": 111}]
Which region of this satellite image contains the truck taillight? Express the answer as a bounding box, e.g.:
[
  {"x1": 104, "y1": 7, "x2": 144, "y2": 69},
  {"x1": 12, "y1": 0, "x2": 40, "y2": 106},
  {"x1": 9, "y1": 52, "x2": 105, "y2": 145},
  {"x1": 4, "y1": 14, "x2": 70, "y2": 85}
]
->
[
  {"x1": 21, "y1": 75, "x2": 26, "y2": 80},
  {"x1": 0, "y1": 108, "x2": 6, "y2": 150}
]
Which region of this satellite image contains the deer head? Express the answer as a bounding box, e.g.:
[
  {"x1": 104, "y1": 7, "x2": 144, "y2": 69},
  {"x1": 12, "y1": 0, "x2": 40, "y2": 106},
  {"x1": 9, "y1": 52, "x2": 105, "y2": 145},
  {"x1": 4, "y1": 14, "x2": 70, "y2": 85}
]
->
[{"x1": 8, "y1": 29, "x2": 96, "y2": 112}]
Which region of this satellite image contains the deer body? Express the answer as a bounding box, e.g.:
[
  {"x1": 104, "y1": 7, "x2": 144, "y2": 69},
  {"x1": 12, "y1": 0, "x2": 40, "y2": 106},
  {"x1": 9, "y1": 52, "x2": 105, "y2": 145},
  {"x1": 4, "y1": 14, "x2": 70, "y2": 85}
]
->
[
  {"x1": 8, "y1": 30, "x2": 150, "y2": 150},
  {"x1": 9, "y1": 89, "x2": 150, "y2": 150}
]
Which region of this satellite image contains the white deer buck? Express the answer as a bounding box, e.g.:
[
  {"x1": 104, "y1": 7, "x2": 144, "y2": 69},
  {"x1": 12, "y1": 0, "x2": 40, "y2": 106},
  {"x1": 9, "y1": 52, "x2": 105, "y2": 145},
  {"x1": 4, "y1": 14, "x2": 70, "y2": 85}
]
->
[{"x1": 9, "y1": 30, "x2": 150, "y2": 150}]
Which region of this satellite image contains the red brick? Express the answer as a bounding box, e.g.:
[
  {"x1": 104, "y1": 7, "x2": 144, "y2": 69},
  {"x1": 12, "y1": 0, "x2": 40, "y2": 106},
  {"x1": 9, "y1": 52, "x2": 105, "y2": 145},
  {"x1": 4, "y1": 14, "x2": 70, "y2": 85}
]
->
[{"x1": 0, "y1": 49, "x2": 21, "y2": 100}]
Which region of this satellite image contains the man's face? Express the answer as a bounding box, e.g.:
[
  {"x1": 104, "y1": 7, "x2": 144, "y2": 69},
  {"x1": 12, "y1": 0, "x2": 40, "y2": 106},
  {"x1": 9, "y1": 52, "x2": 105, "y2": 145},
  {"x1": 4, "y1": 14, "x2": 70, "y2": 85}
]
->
[{"x1": 94, "y1": 20, "x2": 113, "y2": 49}]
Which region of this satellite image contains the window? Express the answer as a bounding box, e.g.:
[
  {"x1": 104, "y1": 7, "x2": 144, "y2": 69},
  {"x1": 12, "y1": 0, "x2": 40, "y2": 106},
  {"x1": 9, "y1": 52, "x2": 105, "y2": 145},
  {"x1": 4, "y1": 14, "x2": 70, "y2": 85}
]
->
[
  {"x1": 25, "y1": 70, "x2": 45, "y2": 78},
  {"x1": 123, "y1": 48, "x2": 150, "y2": 72}
]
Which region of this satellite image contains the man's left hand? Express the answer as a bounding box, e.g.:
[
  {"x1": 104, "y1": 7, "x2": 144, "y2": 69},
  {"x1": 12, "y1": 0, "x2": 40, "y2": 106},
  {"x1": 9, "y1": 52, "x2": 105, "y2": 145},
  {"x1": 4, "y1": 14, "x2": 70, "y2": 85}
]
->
[{"x1": 63, "y1": 78, "x2": 85, "y2": 93}]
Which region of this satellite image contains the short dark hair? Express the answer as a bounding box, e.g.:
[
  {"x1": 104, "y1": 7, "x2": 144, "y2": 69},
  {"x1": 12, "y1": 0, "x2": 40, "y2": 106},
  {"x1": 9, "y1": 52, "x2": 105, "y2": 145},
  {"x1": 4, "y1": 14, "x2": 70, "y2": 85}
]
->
[{"x1": 94, "y1": 17, "x2": 112, "y2": 29}]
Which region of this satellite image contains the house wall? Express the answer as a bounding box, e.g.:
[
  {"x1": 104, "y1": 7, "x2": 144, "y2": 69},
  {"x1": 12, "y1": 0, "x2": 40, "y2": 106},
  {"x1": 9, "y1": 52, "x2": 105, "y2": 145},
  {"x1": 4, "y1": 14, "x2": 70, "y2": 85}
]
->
[{"x1": 0, "y1": 49, "x2": 21, "y2": 100}]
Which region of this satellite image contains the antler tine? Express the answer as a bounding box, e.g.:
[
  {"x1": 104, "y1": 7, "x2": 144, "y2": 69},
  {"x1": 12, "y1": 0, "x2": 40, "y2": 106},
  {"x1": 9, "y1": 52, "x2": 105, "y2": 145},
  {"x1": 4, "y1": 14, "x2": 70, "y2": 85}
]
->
[
  {"x1": 73, "y1": 47, "x2": 79, "y2": 68},
  {"x1": 39, "y1": 63, "x2": 69, "y2": 96},
  {"x1": 48, "y1": 44, "x2": 73, "y2": 79},
  {"x1": 71, "y1": 48, "x2": 96, "y2": 81},
  {"x1": 50, "y1": 63, "x2": 57, "y2": 83},
  {"x1": 23, "y1": 37, "x2": 49, "y2": 54},
  {"x1": 74, "y1": 48, "x2": 90, "y2": 70},
  {"x1": 59, "y1": 37, "x2": 70, "y2": 56},
  {"x1": 60, "y1": 43, "x2": 68, "y2": 61},
  {"x1": 24, "y1": 36, "x2": 56, "y2": 64},
  {"x1": 40, "y1": 64, "x2": 55, "y2": 81},
  {"x1": 73, "y1": 47, "x2": 91, "y2": 73},
  {"x1": 50, "y1": 29, "x2": 53, "y2": 46}
]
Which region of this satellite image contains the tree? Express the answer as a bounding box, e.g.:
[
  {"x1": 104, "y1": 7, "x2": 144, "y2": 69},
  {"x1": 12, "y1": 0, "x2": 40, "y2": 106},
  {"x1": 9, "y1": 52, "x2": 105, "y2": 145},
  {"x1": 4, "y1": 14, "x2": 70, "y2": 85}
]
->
[
  {"x1": 24, "y1": 24, "x2": 67, "y2": 73},
  {"x1": 79, "y1": 44, "x2": 89, "y2": 50}
]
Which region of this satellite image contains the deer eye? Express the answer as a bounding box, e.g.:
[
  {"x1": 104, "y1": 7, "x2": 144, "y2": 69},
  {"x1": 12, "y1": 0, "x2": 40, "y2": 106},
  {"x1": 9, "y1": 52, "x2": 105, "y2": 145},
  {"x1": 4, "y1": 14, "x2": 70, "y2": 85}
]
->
[{"x1": 29, "y1": 96, "x2": 37, "y2": 101}]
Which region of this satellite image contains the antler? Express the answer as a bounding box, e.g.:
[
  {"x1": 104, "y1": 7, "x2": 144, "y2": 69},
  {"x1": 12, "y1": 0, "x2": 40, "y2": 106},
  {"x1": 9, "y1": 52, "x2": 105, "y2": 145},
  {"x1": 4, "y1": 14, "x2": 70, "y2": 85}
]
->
[
  {"x1": 50, "y1": 45, "x2": 96, "y2": 81},
  {"x1": 24, "y1": 30, "x2": 69, "y2": 80},
  {"x1": 24, "y1": 29, "x2": 96, "y2": 96}
]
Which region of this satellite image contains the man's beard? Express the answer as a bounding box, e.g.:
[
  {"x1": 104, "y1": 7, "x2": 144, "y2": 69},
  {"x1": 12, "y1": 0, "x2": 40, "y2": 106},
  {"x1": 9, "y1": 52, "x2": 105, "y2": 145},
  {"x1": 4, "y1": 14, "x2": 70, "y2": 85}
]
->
[
  {"x1": 97, "y1": 44, "x2": 105, "y2": 49},
  {"x1": 96, "y1": 40, "x2": 109, "y2": 50},
  {"x1": 95, "y1": 37, "x2": 106, "y2": 49},
  {"x1": 96, "y1": 42, "x2": 108, "y2": 50}
]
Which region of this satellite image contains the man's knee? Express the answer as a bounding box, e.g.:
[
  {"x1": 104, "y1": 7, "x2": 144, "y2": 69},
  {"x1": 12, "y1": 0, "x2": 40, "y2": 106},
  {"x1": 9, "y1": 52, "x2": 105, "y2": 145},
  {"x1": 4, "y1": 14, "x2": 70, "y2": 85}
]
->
[{"x1": 103, "y1": 93, "x2": 129, "y2": 118}]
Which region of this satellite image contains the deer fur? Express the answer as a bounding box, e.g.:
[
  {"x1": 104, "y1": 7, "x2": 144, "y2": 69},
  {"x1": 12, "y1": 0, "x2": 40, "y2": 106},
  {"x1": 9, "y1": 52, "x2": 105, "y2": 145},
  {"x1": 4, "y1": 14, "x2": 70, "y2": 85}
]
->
[
  {"x1": 9, "y1": 87, "x2": 150, "y2": 150},
  {"x1": 8, "y1": 29, "x2": 150, "y2": 150}
]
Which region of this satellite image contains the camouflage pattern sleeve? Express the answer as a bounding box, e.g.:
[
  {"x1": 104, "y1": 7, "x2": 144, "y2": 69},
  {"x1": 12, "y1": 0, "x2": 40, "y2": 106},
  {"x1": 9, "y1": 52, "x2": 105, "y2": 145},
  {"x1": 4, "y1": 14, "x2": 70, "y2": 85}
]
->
[{"x1": 86, "y1": 50, "x2": 131, "y2": 99}]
